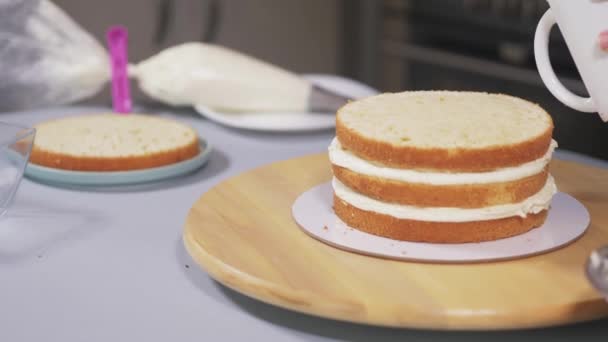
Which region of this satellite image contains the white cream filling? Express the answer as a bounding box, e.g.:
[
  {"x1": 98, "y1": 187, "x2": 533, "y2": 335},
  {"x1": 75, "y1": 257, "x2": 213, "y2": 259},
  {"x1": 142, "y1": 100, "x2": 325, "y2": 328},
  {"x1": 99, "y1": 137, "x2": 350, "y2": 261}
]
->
[
  {"x1": 332, "y1": 176, "x2": 556, "y2": 222},
  {"x1": 328, "y1": 138, "x2": 557, "y2": 185}
]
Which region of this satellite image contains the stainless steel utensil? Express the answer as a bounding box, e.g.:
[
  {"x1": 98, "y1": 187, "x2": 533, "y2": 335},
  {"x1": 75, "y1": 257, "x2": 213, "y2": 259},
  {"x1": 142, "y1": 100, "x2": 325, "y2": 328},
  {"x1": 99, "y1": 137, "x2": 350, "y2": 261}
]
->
[
  {"x1": 308, "y1": 84, "x2": 353, "y2": 113},
  {"x1": 586, "y1": 246, "x2": 608, "y2": 297}
]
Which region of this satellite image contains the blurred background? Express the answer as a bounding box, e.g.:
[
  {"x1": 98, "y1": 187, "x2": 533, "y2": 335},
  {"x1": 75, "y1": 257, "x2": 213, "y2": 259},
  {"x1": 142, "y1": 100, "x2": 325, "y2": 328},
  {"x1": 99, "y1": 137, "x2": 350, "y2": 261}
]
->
[{"x1": 52, "y1": 0, "x2": 608, "y2": 160}]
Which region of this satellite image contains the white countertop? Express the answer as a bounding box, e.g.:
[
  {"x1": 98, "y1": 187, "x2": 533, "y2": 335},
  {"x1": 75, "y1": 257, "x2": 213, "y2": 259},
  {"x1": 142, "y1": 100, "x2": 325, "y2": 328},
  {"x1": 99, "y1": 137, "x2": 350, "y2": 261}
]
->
[{"x1": 1, "y1": 106, "x2": 607, "y2": 341}]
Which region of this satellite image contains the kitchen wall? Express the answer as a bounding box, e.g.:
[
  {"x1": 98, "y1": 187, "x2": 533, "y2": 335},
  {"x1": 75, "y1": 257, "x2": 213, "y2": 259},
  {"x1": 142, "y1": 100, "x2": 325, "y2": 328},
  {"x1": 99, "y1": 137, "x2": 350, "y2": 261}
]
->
[{"x1": 216, "y1": 0, "x2": 342, "y2": 74}]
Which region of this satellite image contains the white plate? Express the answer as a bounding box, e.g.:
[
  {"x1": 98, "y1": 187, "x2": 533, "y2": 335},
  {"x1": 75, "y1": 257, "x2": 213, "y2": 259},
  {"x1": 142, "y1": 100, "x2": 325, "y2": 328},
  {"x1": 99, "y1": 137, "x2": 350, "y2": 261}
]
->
[
  {"x1": 194, "y1": 74, "x2": 378, "y2": 132},
  {"x1": 292, "y1": 182, "x2": 590, "y2": 263},
  {"x1": 24, "y1": 140, "x2": 212, "y2": 186}
]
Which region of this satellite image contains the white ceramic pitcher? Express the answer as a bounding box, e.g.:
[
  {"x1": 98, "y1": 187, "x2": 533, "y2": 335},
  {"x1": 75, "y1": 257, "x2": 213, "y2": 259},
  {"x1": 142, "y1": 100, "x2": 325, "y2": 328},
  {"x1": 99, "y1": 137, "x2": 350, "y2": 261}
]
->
[{"x1": 534, "y1": 0, "x2": 608, "y2": 121}]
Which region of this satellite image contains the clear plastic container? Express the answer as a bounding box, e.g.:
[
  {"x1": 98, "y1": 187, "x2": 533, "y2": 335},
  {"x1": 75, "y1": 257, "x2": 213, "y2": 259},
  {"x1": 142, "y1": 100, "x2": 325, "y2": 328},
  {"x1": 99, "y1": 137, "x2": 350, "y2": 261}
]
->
[{"x1": 0, "y1": 122, "x2": 35, "y2": 218}]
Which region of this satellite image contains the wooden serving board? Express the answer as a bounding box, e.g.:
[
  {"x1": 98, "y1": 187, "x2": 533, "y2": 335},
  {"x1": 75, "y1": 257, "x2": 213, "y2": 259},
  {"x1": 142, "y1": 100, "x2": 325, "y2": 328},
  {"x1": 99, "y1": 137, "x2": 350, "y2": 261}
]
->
[{"x1": 183, "y1": 153, "x2": 608, "y2": 330}]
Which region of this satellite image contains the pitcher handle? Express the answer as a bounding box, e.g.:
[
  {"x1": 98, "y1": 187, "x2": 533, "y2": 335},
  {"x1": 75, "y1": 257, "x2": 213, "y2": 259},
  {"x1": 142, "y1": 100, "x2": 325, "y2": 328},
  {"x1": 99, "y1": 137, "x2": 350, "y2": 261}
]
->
[{"x1": 534, "y1": 9, "x2": 596, "y2": 112}]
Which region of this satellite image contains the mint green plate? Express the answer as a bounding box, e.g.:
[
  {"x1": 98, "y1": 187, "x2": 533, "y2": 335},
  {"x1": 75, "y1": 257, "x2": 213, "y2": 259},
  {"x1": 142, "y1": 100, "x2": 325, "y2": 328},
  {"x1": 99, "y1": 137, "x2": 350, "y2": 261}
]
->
[{"x1": 24, "y1": 140, "x2": 212, "y2": 186}]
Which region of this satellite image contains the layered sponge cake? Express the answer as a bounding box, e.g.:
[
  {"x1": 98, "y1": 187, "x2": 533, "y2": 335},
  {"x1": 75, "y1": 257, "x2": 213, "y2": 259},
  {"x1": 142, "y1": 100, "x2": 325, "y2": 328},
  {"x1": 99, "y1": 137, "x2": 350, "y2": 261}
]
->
[
  {"x1": 30, "y1": 114, "x2": 200, "y2": 171},
  {"x1": 329, "y1": 91, "x2": 557, "y2": 243}
]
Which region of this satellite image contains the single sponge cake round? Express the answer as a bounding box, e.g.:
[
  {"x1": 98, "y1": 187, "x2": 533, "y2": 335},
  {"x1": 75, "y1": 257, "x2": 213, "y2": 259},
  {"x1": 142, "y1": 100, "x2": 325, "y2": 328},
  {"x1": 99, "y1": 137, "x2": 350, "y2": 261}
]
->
[
  {"x1": 336, "y1": 91, "x2": 554, "y2": 172},
  {"x1": 30, "y1": 114, "x2": 200, "y2": 171},
  {"x1": 330, "y1": 91, "x2": 557, "y2": 243}
]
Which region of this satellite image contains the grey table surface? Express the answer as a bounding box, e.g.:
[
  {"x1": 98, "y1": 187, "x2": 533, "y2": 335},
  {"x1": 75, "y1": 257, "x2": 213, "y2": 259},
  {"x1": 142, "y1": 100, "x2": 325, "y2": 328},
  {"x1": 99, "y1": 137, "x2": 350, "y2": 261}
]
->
[{"x1": 1, "y1": 105, "x2": 607, "y2": 341}]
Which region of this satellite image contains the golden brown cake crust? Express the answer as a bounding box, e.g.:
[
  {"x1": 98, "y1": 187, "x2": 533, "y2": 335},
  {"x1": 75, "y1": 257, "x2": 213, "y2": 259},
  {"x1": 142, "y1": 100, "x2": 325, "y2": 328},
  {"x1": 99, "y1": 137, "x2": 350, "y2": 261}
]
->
[
  {"x1": 30, "y1": 140, "x2": 200, "y2": 171},
  {"x1": 332, "y1": 165, "x2": 549, "y2": 208},
  {"x1": 335, "y1": 115, "x2": 554, "y2": 172},
  {"x1": 333, "y1": 195, "x2": 548, "y2": 243}
]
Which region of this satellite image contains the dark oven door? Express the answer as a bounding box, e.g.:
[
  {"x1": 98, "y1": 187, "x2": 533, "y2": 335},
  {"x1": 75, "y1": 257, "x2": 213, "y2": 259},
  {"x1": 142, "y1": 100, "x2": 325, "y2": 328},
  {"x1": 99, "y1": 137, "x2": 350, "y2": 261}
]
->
[{"x1": 379, "y1": 0, "x2": 608, "y2": 160}]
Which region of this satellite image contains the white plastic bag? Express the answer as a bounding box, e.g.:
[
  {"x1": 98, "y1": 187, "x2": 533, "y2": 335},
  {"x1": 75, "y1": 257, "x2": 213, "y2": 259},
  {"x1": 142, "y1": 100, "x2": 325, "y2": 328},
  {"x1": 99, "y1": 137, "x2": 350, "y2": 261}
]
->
[
  {"x1": 131, "y1": 42, "x2": 311, "y2": 112},
  {"x1": 0, "y1": 0, "x2": 312, "y2": 113},
  {"x1": 0, "y1": 0, "x2": 109, "y2": 111}
]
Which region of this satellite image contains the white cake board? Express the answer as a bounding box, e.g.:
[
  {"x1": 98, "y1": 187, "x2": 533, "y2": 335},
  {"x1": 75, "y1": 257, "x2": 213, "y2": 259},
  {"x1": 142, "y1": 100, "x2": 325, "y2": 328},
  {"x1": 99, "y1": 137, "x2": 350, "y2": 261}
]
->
[{"x1": 292, "y1": 182, "x2": 590, "y2": 263}]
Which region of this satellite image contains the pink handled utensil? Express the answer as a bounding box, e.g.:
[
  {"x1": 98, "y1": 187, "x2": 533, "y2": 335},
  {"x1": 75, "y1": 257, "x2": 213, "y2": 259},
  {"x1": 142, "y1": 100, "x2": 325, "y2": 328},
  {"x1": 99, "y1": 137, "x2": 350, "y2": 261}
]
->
[
  {"x1": 106, "y1": 26, "x2": 132, "y2": 114},
  {"x1": 600, "y1": 30, "x2": 608, "y2": 51}
]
